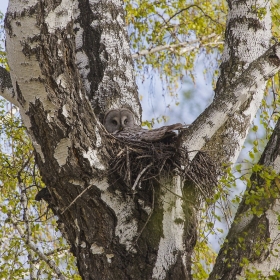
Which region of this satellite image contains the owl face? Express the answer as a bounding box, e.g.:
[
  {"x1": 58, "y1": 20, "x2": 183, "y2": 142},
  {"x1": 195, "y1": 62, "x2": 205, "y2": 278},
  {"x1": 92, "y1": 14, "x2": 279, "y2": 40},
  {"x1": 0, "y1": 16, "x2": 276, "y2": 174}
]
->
[{"x1": 104, "y1": 108, "x2": 135, "y2": 133}]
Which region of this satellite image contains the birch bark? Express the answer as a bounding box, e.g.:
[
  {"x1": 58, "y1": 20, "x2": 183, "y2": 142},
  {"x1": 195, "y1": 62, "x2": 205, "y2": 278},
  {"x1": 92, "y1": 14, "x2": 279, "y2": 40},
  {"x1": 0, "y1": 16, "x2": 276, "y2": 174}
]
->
[{"x1": 1, "y1": 0, "x2": 280, "y2": 279}]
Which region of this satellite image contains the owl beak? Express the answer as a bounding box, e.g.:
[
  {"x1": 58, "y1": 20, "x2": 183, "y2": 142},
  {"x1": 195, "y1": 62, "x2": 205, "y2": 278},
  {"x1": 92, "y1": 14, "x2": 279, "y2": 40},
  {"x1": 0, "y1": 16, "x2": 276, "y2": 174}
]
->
[{"x1": 119, "y1": 125, "x2": 124, "y2": 131}]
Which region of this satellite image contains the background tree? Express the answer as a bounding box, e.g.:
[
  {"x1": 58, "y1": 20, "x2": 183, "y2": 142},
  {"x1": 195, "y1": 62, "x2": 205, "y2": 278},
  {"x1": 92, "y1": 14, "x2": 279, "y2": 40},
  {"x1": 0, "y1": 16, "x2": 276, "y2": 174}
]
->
[{"x1": 0, "y1": 0, "x2": 280, "y2": 279}]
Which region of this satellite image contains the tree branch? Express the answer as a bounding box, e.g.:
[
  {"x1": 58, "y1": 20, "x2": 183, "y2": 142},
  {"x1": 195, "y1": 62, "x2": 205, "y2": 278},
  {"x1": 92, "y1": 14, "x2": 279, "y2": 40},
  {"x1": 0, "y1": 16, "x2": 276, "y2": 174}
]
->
[
  {"x1": 8, "y1": 212, "x2": 68, "y2": 280},
  {"x1": 18, "y1": 177, "x2": 36, "y2": 279},
  {"x1": 198, "y1": 0, "x2": 274, "y2": 167},
  {"x1": 209, "y1": 117, "x2": 280, "y2": 279},
  {"x1": 132, "y1": 34, "x2": 222, "y2": 58},
  {"x1": 181, "y1": 42, "x2": 280, "y2": 160}
]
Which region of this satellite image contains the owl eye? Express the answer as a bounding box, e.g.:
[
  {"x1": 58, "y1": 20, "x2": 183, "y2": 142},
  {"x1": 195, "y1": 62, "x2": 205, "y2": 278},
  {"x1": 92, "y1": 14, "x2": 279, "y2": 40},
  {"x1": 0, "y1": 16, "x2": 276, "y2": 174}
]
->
[
  {"x1": 112, "y1": 120, "x2": 118, "y2": 126},
  {"x1": 124, "y1": 119, "x2": 128, "y2": 125}
]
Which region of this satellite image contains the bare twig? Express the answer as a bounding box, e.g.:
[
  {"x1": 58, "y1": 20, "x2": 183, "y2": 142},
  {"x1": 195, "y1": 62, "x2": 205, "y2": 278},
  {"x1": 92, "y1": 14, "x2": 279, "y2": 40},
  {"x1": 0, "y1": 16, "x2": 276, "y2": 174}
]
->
[
  {"x1": 32, "y1": 247, "x2": 70, "y2": 263},
  {"x1": 154, "y1": 178, "x2": 184, "y2": 200},
  {"x1": 18, "y1": 167, "x2": 36, "y2": 279},
  {"x1": 132, "y1": 163, "x2": 153, "y2": 191},
  {"x1": 8, "y1": 212, "x2": 67, "y2": 280},
  {"x1": 126, "y1": 146, "x2": 131, "y2": 186},
  {"x1": 166, "y1": 4, "x2": 223, "y2": 26},
  {"x1": 61, "y1": 184, "x2": 93, "y2": 214},
  {"x1": 116, "y1": 149, "x2": 125, "y2": 157},
  {"x1": 132, "y1": 34, "x2": 223, "y2": 58}
]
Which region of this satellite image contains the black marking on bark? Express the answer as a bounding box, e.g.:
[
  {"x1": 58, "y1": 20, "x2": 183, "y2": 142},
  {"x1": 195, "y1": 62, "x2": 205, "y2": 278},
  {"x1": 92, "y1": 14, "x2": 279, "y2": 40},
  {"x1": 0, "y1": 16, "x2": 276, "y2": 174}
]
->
[
  {"x1": 16, "y1": 82, "x2": 26, "y2": 105},
  {"x1": 28, "y1": 99, "x2": 65, "y2": 158},
  {"x1": 45, "y1": 0, "x2": 63, "y2": 11},
  {"x1": 35, "y1": 187, "x2": 51, "y2": 202},
  {"x1": 0, "y1": 67, "x2": 13, "y2": 93},
  {"x1": 4, "y1": 14, "x2": 13, "y2": 36},
  {"x1": 76, "y1": 0, "x2": 106, "y2": 103},
  {"x1": 247, "y1": 18, "x2": 263, "y2": 31},
  {"x1": 268, "y1": 53, "x2": 280, "y2": 67}
]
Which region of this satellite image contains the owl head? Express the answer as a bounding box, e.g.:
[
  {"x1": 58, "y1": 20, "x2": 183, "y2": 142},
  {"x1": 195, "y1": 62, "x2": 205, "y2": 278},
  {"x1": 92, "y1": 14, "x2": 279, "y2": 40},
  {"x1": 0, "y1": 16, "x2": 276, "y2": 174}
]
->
[{"x1": 103, "y1": 108, "x2": 135, "y2": 133}]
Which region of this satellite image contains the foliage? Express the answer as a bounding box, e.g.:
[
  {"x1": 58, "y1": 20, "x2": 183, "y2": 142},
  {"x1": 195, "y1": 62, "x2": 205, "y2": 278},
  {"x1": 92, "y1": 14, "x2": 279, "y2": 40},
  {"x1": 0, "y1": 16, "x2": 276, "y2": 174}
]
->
[
  {"x1": 0, "y1": 11, "x2": 7, "y2": 69},
  {"x1": 272, "y1": 1, "x2": 280, "y2": 39},
  {"x1": 125, "y1": 0, "x2": 227, "y2": 97},
  {"x1": 0, "y1": 100, "x2": 80, "y2": 279}
]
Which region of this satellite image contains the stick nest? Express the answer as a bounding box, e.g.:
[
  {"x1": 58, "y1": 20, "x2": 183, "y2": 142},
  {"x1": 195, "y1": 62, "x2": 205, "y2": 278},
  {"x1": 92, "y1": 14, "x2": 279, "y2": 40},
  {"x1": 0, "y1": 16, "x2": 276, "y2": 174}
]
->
[{"x1": 106, "y1": 134, "x2": 219, "y2": 197}]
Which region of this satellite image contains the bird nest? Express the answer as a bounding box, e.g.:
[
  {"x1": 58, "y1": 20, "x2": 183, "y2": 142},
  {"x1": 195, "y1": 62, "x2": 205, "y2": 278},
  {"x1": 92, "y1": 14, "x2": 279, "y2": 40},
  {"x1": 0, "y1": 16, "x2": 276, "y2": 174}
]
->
[{"x1": 106, "y1": 134, "x2": 219, "y2": 197}]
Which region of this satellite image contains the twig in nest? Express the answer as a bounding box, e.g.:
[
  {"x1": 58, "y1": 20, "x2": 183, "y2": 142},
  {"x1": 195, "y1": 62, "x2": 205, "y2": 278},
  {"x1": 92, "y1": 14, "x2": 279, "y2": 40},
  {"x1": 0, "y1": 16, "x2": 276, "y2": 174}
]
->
[
  {"x1": 132, "y1": 163, "x2": 153, "y2": 191},
  {"x1": 110, "y1": 158, "x2": 123, "y2": 173},
  {"x1": 116, "y1": 149, "x2": 125, "y2": 157},
  {"x1": 185, "y1": 175, "x2": 208, "y2": 200},
  {"x1": 126, "y1": 146, "x2": 131, "y2": 187},
  {"x1": 154, "y1": 178, "x2": 184, "y2": 200},
  {"x1": 136, "y1": 155, "x2": 153, "y2": 159},
  {"x1": 159, "y1": 159, "x2": 167, "y2": 174},
  {"x1": 184, "y1": 151, "x2": 218, "y2": 197}
]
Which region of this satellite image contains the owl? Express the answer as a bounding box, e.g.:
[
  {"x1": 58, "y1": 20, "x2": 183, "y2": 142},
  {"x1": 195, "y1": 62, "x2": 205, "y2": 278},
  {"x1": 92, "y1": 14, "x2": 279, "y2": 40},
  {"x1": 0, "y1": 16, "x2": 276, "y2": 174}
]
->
[{"x1": 103, "y1": 108, "x2": 182, "y2": 142}]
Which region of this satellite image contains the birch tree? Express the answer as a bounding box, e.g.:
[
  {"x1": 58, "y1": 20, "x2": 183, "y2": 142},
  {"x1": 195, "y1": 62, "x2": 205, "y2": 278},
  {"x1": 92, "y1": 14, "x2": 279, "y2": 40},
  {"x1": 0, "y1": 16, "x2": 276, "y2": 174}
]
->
[{"x1": 1, "y1": 0, "x2": 280, "y2": 279}]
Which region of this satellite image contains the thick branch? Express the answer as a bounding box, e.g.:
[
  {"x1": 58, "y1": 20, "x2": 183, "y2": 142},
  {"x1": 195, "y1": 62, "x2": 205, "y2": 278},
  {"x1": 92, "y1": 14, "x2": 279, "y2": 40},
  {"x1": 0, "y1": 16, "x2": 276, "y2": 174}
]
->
[
  {"x1": 199, "y1": 0, "x2": 273, "y2": 166},
  {"x1": 74, "y1": 0, "x2": 141, "y2": 120},
  {"x1": 181, "y1": 42, "x2": 280, "y2": 159}
]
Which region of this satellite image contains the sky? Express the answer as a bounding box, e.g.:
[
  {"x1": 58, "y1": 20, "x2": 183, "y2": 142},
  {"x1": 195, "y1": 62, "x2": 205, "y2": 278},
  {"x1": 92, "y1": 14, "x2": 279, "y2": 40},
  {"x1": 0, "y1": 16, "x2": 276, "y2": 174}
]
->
[{"x1": 0, "y1": 1, "x2": 8, "y2": 14}]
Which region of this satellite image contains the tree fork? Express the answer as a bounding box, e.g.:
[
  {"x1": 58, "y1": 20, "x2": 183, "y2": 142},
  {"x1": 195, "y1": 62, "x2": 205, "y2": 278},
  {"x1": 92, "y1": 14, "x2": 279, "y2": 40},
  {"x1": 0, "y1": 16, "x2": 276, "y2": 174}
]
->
[{"x1": 2, "y1": 0, "x2": 280, "y2": 279}]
